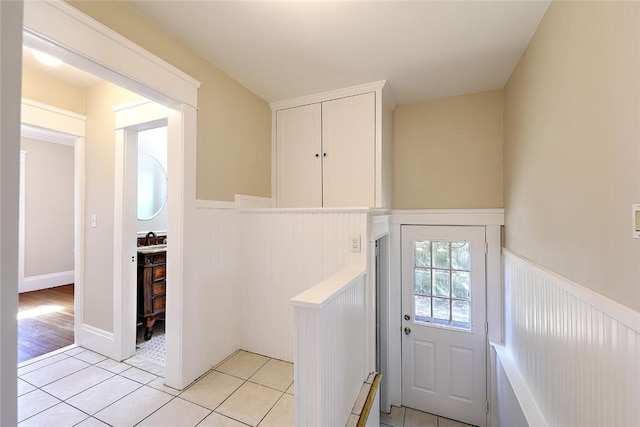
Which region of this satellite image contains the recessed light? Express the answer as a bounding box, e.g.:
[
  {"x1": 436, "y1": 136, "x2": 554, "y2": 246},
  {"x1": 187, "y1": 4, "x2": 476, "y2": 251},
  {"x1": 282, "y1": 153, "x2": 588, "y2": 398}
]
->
[{"x1": 31, "y1": 49, "x2": 63, "y2": 67}]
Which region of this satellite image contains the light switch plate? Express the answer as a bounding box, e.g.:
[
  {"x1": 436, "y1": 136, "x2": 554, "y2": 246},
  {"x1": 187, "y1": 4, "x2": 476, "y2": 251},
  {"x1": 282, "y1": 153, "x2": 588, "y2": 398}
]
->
[{"x1": 632, "y1": 204, "x2": 640, "y2": 238}]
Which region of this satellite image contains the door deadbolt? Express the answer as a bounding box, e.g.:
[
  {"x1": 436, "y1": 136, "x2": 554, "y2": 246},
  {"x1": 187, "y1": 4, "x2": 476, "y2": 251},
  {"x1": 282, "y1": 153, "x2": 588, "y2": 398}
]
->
[
  {"x1": 404, "y1": 314, "x2": 411, "y2": 321},
  {"x1": 404, "y1": 327, "x2": 411, "y2": 336}
]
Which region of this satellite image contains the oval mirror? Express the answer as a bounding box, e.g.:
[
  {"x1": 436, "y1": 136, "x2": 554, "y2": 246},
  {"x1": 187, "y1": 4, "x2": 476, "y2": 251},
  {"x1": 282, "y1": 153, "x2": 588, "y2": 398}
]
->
[{"x1": 137, "y1": 154, "x2": 167, "y2": 220}]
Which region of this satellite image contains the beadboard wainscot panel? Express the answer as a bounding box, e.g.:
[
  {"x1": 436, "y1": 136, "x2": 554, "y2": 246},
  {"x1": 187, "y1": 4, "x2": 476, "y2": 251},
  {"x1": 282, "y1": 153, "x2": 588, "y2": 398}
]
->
[
  {"x1": 503, "y1": 249, "x2": 640, "y2": 427},
  {"x1": 194, "y1": 202, "x2": 241, "y2": 367},
  {"x1": 490, "y1": 342, "x2": 545, "y2": 427},
  {"x1": 292, "y1": 269, "x2": 367, "y2": 427},
  {"x1": 238, "y1": 209, "x2": 368, "y2": 362}
]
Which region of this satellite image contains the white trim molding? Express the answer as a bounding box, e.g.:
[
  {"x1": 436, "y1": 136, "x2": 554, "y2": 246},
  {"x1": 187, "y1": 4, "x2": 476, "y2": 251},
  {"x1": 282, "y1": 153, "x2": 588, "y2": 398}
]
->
[
  {"x1": 18, "y1": 151, "x2": 27, "y2": 295},
  {"x1": 114, "y1": 99, "x2": 169, "y2": 130},
  {"x1": 392, "y1": 209, "x2": 504, "y2": 226},
  {"x1": 21, "y1": 98, "x2": 86, "y2": 138},
  {"x1": 387, "y1": 209, "x2": 504, "y2": 413},
  {"x1": 234, "y1": 194, "x2": 273, "y2": 209},
  {"x1": 21, "y1": 271, "x2": 74, "y2": 293},
  {"x1": 490, "y1": 342, "x2": 547, "y2": 427},
  {"x1": 78, "y1": 324, "x2": 117, "y2": 360},
  {"x1": 195, "y1": 199, "x2": 237, "y2": 210},
  {"x1": 270, "y1": 80, "x2": 390, "y2": 111},
  {"x1": 23, "y1": 0, "x2": 200, "y2": 108},
  {"x1": 23, "y1": 0, "x2": 201, "y2": 390},
  {"x1": 19, "y1": 99, "x2": 86, "y2": 348}
]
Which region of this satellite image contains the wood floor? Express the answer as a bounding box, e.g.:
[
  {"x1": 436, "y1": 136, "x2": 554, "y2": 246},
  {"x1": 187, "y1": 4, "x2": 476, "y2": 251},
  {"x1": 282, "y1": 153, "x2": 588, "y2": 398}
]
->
[{"x1": 18, "y1": 284, "x2": 74, "y2": 363}]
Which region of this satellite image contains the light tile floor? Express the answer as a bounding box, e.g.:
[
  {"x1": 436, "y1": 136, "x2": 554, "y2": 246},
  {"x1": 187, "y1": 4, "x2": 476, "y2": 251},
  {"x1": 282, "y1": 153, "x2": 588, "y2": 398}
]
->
[
  {"x1": 380, "y1": 405, "x2": 474, "y2": 427},
  {"x1": 18, "y1": 348, "x2": 293, "y2": 426},
  {"x1": 18, "y1": 346, "x2": 473, "y2": 427}
]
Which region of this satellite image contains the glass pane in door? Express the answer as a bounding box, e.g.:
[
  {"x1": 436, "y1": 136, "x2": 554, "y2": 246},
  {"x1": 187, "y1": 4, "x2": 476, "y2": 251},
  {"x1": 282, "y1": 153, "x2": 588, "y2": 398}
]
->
[{"x1": 412, "y1": 240, "x2": 472, "y2": 330}]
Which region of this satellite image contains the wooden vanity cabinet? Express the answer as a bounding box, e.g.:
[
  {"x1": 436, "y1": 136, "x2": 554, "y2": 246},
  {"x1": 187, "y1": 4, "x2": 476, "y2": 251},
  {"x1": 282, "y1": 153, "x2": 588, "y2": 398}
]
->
[{"x1": 137, "y1": 251, "x2": 166, "y2": 340}]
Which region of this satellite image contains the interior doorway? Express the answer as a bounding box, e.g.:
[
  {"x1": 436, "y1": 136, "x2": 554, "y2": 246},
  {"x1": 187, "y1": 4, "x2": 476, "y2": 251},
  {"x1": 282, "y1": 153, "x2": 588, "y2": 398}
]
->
[
  {"x1": 113, "y1": 104, "x2": 169, "y2": 377},
  {"x1": 17, "y1": 131, "x2": 75, "y2": 362},
  {"x1": 23, "y1": 0, "x2": 200, "y2": 390},
  {"x1": 17, "y1": 102, "x2": 86, "y2": 363}
]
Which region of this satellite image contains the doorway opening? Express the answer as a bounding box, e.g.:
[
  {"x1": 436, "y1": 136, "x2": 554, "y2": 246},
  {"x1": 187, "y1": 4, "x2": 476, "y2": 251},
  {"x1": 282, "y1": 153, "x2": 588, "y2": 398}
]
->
[
  {"x1": 114, "y1": 110, "x2": 169, "y2": 377},
  {"x1": 17, "y1": 130, "x2": 75, "y2": 362},
  {"x1": 17, "y1": 100, "x2": 86, "y2": 364},
  {"x1": 22, "y1": 0, "x2": 199, "y2": 389}
]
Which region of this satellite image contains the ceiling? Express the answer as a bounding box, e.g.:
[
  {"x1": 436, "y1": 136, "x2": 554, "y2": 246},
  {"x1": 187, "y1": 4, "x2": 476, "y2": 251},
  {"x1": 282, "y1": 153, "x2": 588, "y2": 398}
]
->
[{"x1": 123, "y1": 0, "x2": 551, "y2": 106}]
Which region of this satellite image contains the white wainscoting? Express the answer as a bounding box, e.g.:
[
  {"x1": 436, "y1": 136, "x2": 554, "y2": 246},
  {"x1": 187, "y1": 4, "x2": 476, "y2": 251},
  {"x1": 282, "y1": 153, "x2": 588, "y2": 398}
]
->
[
  {"x1": 192, "y1": 208, "x2": 241, "y2": 368},
  {"x1": 292, "y1": 269, "x2": 367, "y2": 427},
  {"x1": 193, "y1": 207, "x2": 368, "y2": 369},
  {"x1": 503, "y1": 250, "x2": 640, "y2": 427},
  {"x1": 490, "y1": 343, "x2": 545, "y2": 427},
  {"x1": 238, "y1": 210, "x2": 368, "y2": 362}
]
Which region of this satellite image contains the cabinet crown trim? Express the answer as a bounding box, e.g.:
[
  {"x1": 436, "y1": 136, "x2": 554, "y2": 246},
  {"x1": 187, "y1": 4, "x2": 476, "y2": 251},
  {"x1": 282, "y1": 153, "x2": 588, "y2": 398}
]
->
[{"x1": 270, "y1": 80, "x2": 388, "y2": 111}]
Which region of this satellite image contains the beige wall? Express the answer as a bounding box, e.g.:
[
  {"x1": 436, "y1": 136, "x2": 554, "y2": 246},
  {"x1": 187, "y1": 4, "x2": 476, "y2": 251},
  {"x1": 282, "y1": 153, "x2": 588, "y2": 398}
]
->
[
  {"x1": 393, "y1": 90, "x2": 503, "y2": 209},
  {"x1": 22, "y1": 137, "x2": 74, "y2": 277},
  {"x1": 22, "y1": 65, "x2": 85, "y2": 114},
  {"x1": 83, "y1": 80, "x2": 141, "y2": 331},
  {"x1": 67, "y1": 0, "x2": 272, "y2": 202},
  {"x1": 503, "y1": 2, "x2": 640, "y2": 311}
]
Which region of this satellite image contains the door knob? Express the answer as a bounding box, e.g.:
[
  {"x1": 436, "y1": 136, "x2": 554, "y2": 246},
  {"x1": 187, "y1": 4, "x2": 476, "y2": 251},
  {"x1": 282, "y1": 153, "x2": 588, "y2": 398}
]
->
[
  {"x1": 404, "y1": 327, "x2": 411, "y2": 336},
  {"x1": 404, "y1": 314, "x2": 411, "y2": 321}
]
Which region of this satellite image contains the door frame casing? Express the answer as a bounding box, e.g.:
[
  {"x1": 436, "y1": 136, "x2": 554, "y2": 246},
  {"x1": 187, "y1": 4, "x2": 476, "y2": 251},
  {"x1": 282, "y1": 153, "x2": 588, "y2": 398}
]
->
[
  {"x1": 23, "y1": 0, "x2": 201, "y2": 389},
  {"x1": 20, "y1": 100, "x2": 86, "y2": 340},
  {"x1": 113, "y1": 100, "x2": 168, "y2": 361},
  {"x1": 386, "y1": 209, "x2": 503, "y2": 416},
  {"x1": 400, "y1": 224, "x2": 487, "y2": 426}
]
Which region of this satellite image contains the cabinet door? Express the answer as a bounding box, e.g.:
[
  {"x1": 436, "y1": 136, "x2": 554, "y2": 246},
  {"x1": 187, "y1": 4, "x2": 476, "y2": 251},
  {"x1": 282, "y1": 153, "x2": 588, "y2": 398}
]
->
[
  {"x1": 321, "y1": 92, "x2": 376, "y2": 207},
  {"x1": 276, "y1": 103, "x2": 322, "y2": 207}
]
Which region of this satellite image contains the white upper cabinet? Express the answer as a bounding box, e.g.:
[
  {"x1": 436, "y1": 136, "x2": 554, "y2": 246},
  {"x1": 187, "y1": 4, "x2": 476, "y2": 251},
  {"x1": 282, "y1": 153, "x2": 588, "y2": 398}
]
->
[
  {"x1": 272, "y1": 81, "x2": 394, "y2": 208},
  {"x1": 322, "y1": 92, "x2": 375, "y2": 207},
  {"x1": 276, "y1": 103, "x2": 322, "y2": 208}
]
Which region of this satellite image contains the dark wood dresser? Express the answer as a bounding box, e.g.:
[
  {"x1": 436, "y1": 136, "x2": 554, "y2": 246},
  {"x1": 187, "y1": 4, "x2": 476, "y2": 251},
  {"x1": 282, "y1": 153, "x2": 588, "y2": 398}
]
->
[{"x1": 137, "y1": 250, "x2": 166, "y2": 340}]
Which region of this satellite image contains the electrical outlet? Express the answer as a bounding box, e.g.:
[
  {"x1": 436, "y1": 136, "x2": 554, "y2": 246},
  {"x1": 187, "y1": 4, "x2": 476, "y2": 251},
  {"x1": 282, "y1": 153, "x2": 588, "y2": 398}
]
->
[{"x1": 350, "y1": 234, "x2": 361, "y2": 252}]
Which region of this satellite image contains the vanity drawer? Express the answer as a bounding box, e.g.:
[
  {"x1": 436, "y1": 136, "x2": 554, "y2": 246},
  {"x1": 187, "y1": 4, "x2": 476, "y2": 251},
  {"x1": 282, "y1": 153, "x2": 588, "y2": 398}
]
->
[
  {"x1": 152, "y1": 296, "x2": 166, "y2": 312},
  {"x1": 153, "y1": 265, "x2": 166, "y2": 281},
  {"x1": 152, "y1": 281, "x2": 166, "y2": 297}
]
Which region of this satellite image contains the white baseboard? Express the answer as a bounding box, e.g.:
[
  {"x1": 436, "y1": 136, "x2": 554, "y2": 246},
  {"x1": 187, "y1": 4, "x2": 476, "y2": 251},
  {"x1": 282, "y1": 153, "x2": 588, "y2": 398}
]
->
[
  {"x1": 20, "y1": 271, "x2": 74, "y2": 293},
  {"x1": 78, "y1": 324, "x2": 116, "y2": 360}
]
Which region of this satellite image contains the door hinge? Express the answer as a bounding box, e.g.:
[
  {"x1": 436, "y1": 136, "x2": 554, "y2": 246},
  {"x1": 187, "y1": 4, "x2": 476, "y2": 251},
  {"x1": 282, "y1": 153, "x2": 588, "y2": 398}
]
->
[
  {"x1": 485, "y1": 322, "x2": 489, "y2": 335},
  {"x1": 486, "y1": 401, "x2": 490, "y2": 414},
  {"x1": 484, "y1": 242, "x2": 488, "y2": 254}
]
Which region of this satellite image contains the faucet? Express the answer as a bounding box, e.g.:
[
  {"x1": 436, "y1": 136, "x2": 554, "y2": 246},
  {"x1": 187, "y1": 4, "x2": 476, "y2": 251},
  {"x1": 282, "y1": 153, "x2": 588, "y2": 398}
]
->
[{"x1": 145, "y1": 231, "x2": 157, "y2": 246}]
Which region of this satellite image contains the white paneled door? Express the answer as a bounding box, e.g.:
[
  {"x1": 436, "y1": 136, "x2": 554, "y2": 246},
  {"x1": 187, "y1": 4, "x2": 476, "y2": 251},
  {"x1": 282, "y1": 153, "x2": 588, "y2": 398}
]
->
[{"x1": 401, "y1": 226, "x2": 487, "y2": 427}]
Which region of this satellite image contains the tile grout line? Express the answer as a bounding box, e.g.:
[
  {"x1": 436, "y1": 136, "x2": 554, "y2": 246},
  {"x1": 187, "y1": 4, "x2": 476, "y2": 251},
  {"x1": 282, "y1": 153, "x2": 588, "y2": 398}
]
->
[{"x1": 20, "y1": 348, "x2": 296, "y2": 427}]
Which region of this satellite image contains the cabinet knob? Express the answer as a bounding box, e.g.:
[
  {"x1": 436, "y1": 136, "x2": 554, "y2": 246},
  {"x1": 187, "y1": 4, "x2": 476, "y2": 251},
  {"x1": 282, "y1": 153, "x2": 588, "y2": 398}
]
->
[
  {"x1": 315, "y1": 153, "x2": 319, "y2": 157},
  {"x1": 323, "y1": 153, "x2": 327, "y2": 157}
]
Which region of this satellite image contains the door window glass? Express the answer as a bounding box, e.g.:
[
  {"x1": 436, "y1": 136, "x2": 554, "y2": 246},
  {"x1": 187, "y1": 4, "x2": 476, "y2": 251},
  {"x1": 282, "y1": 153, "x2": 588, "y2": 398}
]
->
[{"x1": 412, "y1": 240, "x2": 472, "y2": 330}]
